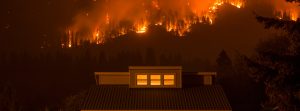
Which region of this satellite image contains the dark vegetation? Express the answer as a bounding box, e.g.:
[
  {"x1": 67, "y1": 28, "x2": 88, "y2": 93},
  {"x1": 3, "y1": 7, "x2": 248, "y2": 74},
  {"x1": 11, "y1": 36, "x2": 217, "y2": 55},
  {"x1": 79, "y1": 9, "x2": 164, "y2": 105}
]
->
[{"x1": 243, "y1": 0, "x2": 300, "y2": 110}]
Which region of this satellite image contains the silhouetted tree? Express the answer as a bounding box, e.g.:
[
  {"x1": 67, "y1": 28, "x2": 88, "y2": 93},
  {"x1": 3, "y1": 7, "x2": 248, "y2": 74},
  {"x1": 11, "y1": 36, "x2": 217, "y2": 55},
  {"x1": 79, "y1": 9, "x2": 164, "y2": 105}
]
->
[
  {"x1": 116, "y1": 51, "x2": 130, "y2": 70},
  {"x1": 145, "y1": 48, "x2": 156, "y2": 65},
  {"x1": 169, "y1": 53, "x2": 182, "y2": 65},
  {"x1": 62, "y1": 91, "x2": 85, "y2": 111},
  {"x1": 0, "y1": 53, "x2": 5, "y2": 65},
  {"x1": 216, "y1": 50, "x2": 234, "y2": 84},
  {"x1": 244, "y1": 34, "x2": 300, "y2": 111},
  {"x1": 245, "y1": 1, "x2": 300, "y2": 110},
  {"x1": 159, "y1": 53, "x2": 169, "y2": 65},
  {"x1": 230, "y1": 52, "x2": 265, "y2": 111},
  {"x1": 132, "y1": 50, "x2": 143, "y2": 65},
  {"x1": 0, "y1": 82, "x2": 20, "y2": 111},
  {"x1": 97, "y1": 51, "x2": 107, "y2": 68}
]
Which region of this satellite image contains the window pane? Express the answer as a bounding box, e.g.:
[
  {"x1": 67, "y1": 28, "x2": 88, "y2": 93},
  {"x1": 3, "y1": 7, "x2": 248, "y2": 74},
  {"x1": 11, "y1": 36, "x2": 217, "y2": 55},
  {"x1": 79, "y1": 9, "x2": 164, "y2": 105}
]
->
[
  {"x1": 150, "y1": 75, "x2": 161, "y2": 79},
  {"x1": 137, "y1": 75, "x2": 147, "y2": 79},
  {"x1": 164, "y1": 80, "x2": 174, "y2": 85},
  {"x1": 164, "y1": 75, "x2": 174, "y2": 85},
  {"x1": 137, "y1": 80, "x2": 147, "y2": 85},
  {"x1": 164, "y1": 75, "x2": 174, "y2": 79},
  {"x1": 137, "y1": 75, "x2": 147, "y2": 85},
  {"x1": 151, "y1": 80, "x2": 161, "y2": 85},
  {"x1": 150, "y1": 75, "x2": 161, "y2": 85}
]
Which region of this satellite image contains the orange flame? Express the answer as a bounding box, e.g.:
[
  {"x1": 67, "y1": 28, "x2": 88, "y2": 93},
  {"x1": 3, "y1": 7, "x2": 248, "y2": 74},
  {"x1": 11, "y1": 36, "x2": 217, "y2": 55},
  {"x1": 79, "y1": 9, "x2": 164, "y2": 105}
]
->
[{"x1": 274, "y1": 0, "x2": 300, "y2": 21}]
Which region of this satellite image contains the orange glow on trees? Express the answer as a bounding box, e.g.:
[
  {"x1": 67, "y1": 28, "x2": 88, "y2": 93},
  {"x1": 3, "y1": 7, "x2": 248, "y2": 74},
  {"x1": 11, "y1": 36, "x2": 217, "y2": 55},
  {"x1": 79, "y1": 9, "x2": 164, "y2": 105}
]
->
[
  {"x1": 60, "y1": 0, "x2": 298, "y2": 47},
  {"x1": 273, "y1": 0, "x2": 300, "y2": 21},
  {"x1": 61, "y1": 0, "x2": 247, "y2": 47}
]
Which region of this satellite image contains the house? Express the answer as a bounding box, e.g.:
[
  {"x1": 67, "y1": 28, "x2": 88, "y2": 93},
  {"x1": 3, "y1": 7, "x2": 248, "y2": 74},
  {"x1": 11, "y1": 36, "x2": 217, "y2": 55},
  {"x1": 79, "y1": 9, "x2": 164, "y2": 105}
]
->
[{"x1": 80, "y1": 66, "x2": 232, "y2": 111}]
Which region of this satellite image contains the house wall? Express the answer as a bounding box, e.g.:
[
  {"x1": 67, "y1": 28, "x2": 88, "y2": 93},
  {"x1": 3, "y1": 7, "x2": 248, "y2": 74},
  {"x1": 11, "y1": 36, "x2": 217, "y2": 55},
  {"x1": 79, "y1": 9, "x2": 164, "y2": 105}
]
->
[
  {"x1": 94, "y1": 67, "x2": 217, "y2": 86},
  {"x1": 182, "y1": 74, "x2": 216, "y2": 86},
  {"x1": 95, "y1": 72, "x2": 129, "y2": 85}
]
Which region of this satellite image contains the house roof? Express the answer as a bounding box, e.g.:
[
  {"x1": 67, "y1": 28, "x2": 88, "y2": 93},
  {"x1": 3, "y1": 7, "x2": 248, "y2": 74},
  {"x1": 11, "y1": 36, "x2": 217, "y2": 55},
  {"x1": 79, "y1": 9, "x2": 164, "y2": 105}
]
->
[
  {"x1": 129, "y1": 66, "x2": 182, "y2": 70},
  {"x1": 94, "y1": 72, "x2": 130, "y2": 76},
  {"x1": 80, "y1": 85, "x2": 231, "y2": 110}
]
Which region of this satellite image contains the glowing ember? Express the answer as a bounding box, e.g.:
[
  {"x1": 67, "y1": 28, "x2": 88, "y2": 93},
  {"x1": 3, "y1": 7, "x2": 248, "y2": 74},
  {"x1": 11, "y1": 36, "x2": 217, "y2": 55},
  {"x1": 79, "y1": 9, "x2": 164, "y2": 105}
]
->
[
  {"x1": 106, "y1": 13, "x2": 110, "y2": 25},
  {"x1": 135, "y1": 19, "x2": 148, "y2": 34},
  {"x1": 230, "y1": 1, "x2": 244, "y2": 8},
  {"x1": 68, "y1": 43, "x2": 72, "y2": 48},
  {"x1": 136, "y1": 26, "x2": 147, "y2": 34},
  {"x1": 67, "y1": 30, "x2": 72, "y2": 48}
]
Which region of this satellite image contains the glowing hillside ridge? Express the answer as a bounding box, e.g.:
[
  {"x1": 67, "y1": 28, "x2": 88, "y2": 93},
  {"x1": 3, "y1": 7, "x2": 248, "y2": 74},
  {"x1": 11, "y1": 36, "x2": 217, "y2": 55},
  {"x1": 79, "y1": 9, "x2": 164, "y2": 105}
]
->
[
  {"x1": 62, "y1": 0, "x2": 300, "y2": 48},
  {"x1": 62, "y1": 0, "x2": 246, "y2": 48}
]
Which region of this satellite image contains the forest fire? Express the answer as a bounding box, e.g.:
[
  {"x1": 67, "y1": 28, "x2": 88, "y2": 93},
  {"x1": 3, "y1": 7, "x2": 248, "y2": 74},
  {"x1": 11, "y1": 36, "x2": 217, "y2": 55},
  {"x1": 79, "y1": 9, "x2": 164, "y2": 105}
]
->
[
  {"x1": 276, "y1": 9, "x2": 299, "y2": 21},
  {"x1": 61, "y1": 0, "x2": 246, "y2": 47},
  {"x1": 274, "y1": 0, "x2": 300, "y2": 21},
  {"x1": 136, "y1": 26, "x2": 147, "y2": 34},
  {"x1": 135, "y1": 20, "x2": 148, "y2": 34},
  {"x1": 61, "y1": 0, "x2": 299, "y2": 48}
]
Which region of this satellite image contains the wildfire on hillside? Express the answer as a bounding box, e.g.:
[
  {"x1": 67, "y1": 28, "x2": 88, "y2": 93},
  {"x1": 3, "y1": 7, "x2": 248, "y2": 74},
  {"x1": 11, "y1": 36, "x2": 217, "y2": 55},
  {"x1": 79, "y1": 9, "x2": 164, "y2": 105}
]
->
[
  {"x1": 272, "y1": 0, "x2": 300, "y2": 21},
  {"x1": 61, "y1": 0, "x2": 299, "y2": 48}
]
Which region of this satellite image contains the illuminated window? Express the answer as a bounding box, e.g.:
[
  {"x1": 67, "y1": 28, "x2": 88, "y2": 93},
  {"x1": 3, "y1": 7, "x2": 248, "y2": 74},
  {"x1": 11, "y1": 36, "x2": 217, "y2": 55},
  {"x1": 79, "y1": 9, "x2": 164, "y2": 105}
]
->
[
  {"x1": 150, "y1": 75, "x2": 161, "y2": 85},
  {"x1": 137, "y1": 75, "x2": 147, "y2": 85},
  {"x1": 164, "y1": 75, "x2": 175, "y2": 85}
]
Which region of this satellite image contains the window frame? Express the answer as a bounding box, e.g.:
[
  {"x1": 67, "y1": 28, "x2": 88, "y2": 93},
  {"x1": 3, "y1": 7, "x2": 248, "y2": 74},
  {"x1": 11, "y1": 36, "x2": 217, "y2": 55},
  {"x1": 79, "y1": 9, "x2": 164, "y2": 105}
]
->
[
  {"x1": 163, "y1": 74, "x2": 175, "y2": 86},
  {"x1": 134, "y1": 72, "x2": 179, "y2": 88},
  {"x1": 136, "y1": 74, "x2": 148, "y2": 86},
  {"x1": 150, "y1": 74, "x2": 162, "y2": 86}
]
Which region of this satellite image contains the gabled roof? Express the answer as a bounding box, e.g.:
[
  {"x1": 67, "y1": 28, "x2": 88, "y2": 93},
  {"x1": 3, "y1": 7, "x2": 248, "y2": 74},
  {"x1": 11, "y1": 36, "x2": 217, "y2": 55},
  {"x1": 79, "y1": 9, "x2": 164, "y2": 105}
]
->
[{"x1": 80, "y1": 85, "x2": 231, "y2": 110}]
